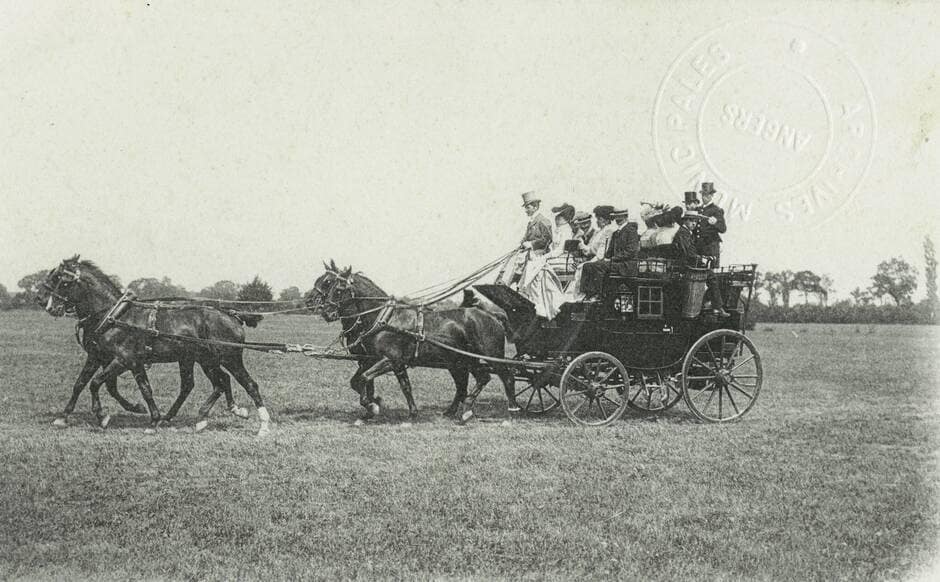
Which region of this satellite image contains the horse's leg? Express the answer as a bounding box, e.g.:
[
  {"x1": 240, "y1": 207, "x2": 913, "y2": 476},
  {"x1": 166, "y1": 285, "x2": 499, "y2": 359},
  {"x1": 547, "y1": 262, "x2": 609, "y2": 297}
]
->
[
  {"x1": 445, "y1": 364, "x2": 469, "y2": 418},
  {"x1": 54, "y1": 355, "x2": 100, "y2": 427},
  {"x1": 459, "y1": 365, "x2": 492, "y2": 423},
  {"x1": 162, "y1": 358, "x2": 195, "y2": 423},
  {"x1": 392, "y1": 367, "x2": 418, "y2": 419},
  {"x1": 105, "y1": 374, "x2": 146, "y2": 414},
  {"x1": 222, "y1": 352, "x2": 270, "y2": 436},
  {"x1": 194, "y1": 373, "x2": 225, "y2": 433},
  {"x1": 126, "y1": 363, "x2": 162, "y2": 431},
  {"x1": 89, "y1": 379, "x2": 111, "y2": 429},
  {"x1": 79, "y1": 359, "x2": 131, "y2": 428},
  {"x1": 497, "y1": 367, "x2": 517, "y2": 414},
  {"x1": 210, "y1": 366, "x2": 249, "y2": 419},
  {"x1": 350, "y1": 362, "x2": 379, "y2": 419}
]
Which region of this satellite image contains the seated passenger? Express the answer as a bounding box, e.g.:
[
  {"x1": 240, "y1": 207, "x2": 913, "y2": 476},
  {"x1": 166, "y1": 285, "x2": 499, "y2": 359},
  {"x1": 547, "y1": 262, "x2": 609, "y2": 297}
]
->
[
  {"x1": 572, "y1": 211, "x2": 595, "y2": 248},
  {"x1": 567, "y1": 205, "x2": 617, "y2": 299},
  {"x1": 579, "y1": 207, "x2": 640, "y2": 300}
]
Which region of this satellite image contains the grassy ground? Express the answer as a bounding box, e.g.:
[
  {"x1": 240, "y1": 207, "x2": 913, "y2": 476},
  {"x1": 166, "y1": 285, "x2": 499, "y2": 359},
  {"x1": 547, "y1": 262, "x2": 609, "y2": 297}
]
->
[{"x1": 0, "y1": 311, "x2": 938, "y2": 580}]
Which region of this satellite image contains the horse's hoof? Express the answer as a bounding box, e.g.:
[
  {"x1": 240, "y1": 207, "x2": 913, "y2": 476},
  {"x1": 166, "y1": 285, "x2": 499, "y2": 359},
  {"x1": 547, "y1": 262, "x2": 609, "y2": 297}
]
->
[
  {"x1": 257, "y1": 424, "x2": 271, "y2": 437},
  {"x1": 130, "y1": 403, "x2": 147, "y2": 414},
  {"x1": 353, "y1": 419, "x2": 365, "y2": 427},
  {"x1": 401, "y1": 422, "x2": 413, "y2": 428},
  {"x1": 442, "y1": 408, "x2": 457, "y2": 418},
  {"x1": 460, "y1": 410, "x2": 474, "y2": 424},
  {"x1": 374, "y1": 396, "x2": 384, "y2": 407},
  {"x1": 99, "y1": 415, "x2": 111, "y2": 429},
  {"x1": 230, "y1": 406, "x2": 250, "y2": 419},
  {"x1": 52, "y1": 417, "x2": 68, "y2": 428},
  {"x1": 500, "y1": 420, "x2": 512, "y2": 427},
  {"x1": 368, "y1": 402, "x2": 381, "y2": 416},
  {"x1": 143, "y1": 427, "x2": 156, "y2": 434},
  {"x1": 194, "y1": 420, "x2": 209, "y2": 433}
]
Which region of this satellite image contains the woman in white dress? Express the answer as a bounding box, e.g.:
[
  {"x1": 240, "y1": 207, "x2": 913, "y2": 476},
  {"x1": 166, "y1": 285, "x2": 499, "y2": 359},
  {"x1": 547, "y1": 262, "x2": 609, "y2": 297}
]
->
[{"x1": 518, "y1": 203, "x2": 576, "y2": 319}]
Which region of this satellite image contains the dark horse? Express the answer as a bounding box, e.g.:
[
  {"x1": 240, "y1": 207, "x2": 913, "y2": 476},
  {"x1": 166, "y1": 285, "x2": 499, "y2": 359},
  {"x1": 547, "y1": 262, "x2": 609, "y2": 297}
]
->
[
  {"x1": 37, "y1": 277, "x2": 250, "y2": 429},
  {"x1": 42, "y1": 256, "x2": 271, "y2": 434},
  {"x1": 305, "y1": 261, "x2": 514, "y2": 421}
]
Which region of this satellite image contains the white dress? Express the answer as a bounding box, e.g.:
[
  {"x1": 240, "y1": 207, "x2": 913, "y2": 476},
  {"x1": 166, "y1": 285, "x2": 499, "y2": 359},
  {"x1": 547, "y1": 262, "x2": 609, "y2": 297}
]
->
[{"x1": 519, "y1": 222, "x2": 574, "y2": 319}]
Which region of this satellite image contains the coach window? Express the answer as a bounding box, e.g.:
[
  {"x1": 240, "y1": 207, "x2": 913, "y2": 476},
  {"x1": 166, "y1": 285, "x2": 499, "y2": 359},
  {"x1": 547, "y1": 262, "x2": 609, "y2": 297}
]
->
[{"x1": 638, "y1": 286, "x2": 663, "y2": 318}]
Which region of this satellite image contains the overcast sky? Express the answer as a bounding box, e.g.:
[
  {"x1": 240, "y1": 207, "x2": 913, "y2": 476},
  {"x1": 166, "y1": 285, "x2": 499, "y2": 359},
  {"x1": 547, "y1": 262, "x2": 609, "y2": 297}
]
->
[{"x1": 2, "y1": 1, "x2": 938, "y2": 300}]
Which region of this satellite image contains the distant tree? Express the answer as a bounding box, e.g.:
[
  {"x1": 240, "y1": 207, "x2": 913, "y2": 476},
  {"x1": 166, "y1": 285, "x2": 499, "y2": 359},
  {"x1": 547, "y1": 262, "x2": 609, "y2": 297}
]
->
[
  {"x1": 761, "y1": 272, "x2": 781, "y2": 306},
  {"x1": 238, "y1": 276, "x2": 273, "y2": 302},
  {"x1": 792, "y1": 270, "x2": 822, "y2": 305},
  {"x1": 870, "y1": 257, "x2": 918, "y2": 305},
  {"x1": 278, "y1": 286, "x2": 302, "y2": 302},
  {"x1": 128, "y1": 277, "x2": 189, "y2": 299},
  {"x1": 817, "y1": 274, "x2": 834, "y2": 307},
  {"x1": 777, "y1": 270, "x2": 796, "y2": 308},
  {"x1": 199, "y1": 280, "x2": 239, "y2": 300},
  {"x1": 0, "y1": 283, "x2": 10, "y2": 310},
  {"x1": 925, "y1": 235, "x2": 938, "y2": 308},
  {"x1": 18, "y1": 269, "x2": 50, "y2": 296},
  {"x1": 850, "y1": 287, "x2": 873, "y2": 306}
]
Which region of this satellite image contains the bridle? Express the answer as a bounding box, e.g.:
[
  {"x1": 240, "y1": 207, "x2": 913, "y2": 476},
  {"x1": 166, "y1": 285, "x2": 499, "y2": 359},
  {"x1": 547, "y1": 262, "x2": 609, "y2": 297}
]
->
[
  {"x1": 40, "y1": 264, "x2": 82, "y2": 316},
  {"x1": 307, "y1": 269, "x2": 357, "y2": 317}
]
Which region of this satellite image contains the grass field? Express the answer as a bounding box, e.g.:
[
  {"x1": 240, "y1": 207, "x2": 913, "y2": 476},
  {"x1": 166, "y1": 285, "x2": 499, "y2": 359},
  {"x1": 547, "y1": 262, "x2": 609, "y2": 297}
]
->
[{"x1": 1, "y1": 311, "x2": 938, "y2": 580}]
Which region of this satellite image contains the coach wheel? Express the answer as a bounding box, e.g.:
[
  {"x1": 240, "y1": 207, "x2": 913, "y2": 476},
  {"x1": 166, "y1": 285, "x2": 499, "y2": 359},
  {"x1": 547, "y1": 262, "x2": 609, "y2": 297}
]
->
[
  {"x1": 511, "y1": 375, "x2": 560, "y2": 415},
  {"x1": 681, "y1": 329, "x2": 762, "y2": 423},
  {"x1": 625, "y1": 367, "x2": 683, "y2": 414},
  {"x1": 560, "y1": 351, "x2": 629, "y2": 426}
]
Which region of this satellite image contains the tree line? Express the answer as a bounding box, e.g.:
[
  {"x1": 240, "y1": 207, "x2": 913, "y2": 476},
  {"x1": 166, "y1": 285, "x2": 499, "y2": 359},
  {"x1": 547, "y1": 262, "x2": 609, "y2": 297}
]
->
[
  {"x1": 0, "y1": 272, "x2": 305, "y2": 311},
  {"x1": 751, "y1": 236, "x2": 937, "y2": 325}
]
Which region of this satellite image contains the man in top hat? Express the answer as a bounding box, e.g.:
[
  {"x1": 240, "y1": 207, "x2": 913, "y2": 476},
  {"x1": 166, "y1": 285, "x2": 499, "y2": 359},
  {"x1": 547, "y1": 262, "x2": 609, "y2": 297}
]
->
[
  {"x1": 579, "y1": 206, "x2": 640, "y2": 299},
  {"x1": 674, "y1": 211, "x2": 729, "y2": 317},
  {"x1": 683, "y1": 190, "x2": 701, "y2": 211},
  {"x1": 696, "y1": 182, "x2": 726, "y2": 266},
  {"x1": 519, "y1": 191, "x2": 553, "y2": 253}
]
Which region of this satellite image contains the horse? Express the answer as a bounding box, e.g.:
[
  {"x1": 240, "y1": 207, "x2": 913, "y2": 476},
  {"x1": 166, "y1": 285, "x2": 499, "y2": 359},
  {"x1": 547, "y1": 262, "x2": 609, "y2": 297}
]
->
[
  {"x1": 41, "y1": 256, "x2": 271, "y2": 435},
  {"x1": 35, "y1": 279, "x2": 250, "y2": 429},
  {"x1": 305, "y1": 260, "x2": 515, "y2": 421}
]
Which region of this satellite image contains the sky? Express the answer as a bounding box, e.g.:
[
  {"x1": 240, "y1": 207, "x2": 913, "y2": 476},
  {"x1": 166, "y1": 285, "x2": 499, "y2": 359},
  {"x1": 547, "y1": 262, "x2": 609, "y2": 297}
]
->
[{"x1": 1, "y1": 1, "x2": 938, "y2": 301}]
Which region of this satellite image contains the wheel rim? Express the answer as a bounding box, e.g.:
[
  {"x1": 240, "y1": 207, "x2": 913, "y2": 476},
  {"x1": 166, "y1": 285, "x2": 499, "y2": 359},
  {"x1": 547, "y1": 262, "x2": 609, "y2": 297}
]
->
[
  {"x1": 512, "y1": 375, "x2": 560, "y2": 414},
  {"x1": 626, "y1": 368, "x2": 683, "y2": 414},
  {"x1": 560, "y1": 352, "x2": 629, "y2": 426},
  {"x1": 682, "y1": 330, "x2": 762, "y2": 422}
]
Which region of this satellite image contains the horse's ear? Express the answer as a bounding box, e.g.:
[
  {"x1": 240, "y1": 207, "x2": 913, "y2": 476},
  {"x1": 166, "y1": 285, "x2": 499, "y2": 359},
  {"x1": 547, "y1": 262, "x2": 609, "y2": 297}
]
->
[
  {"x1": 322, "y1": 260, "x2": 329, "y2": 271},
  {"x1": 329, "y1": 259, "x2": 338, "y2": 271}
]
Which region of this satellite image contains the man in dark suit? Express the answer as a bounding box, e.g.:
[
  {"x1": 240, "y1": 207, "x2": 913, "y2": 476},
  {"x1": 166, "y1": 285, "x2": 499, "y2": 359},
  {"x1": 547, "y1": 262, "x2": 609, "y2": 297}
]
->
[
  {"x1": 674, "y1": 211, "x2": 729, "y2": 317},
  {"x1": 696, "y1": 182, "x2": 726, "y2": 266},
  {"x1": 580, "y1": 207, "x2": 640, "y2": 298}
]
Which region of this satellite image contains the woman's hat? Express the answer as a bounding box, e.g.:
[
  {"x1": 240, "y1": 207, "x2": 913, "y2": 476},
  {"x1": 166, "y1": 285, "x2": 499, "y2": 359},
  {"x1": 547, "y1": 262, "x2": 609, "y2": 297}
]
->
[
  {"x1": 551, "y1": 203, "x2": 575, "y2": 223},
  {"x1": 573, "y1": 210, "x2": 592, "y2": 224},
  {"x1": 593, "y1": 205, "x2": 615, "y2": 220},
  {"x1": 610, "y1": 207, "x2": 630, "y2": 218}
]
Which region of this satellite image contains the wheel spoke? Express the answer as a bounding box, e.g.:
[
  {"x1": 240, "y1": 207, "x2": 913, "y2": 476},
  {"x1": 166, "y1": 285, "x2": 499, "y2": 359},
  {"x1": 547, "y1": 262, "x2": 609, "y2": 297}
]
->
[
  {"x1": 730, "y1": 355, "x2": 755, "y2": 373},
  {"x1": 602, "y1": 394, "x2": 622, "y2": 408},
  {"x1": 728, "y1": 380, "x2": 754, "y2": 400},
  {"x1": 569, "y1": 396, "x2": 587, "y2": 415},
  {"x1": 692, "y1": 356, "x2": 717, "y2": 373},
  {"x1": 705, "y1": 341, "x2": 720, "y2": 369},
  {"x1": 597, "y1": 396, "x2": 609, "y2": 419},
  {"x1": 515, "y1": 384, "x2": 534, "y2": 397},
  {"x1": 526, "y1": 386, "x2": 536, "y2": 409},
  {"x1": 724, "y1": 385, "x2": 740, "y2": 415}
]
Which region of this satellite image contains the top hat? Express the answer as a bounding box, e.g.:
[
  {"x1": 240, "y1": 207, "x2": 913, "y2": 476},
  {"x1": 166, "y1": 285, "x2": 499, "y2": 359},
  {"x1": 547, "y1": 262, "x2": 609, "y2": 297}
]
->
[
  {"x1": 684, "y1": 191, "x2": 700, "y2": 206},
  {"x1": 700, "y1": 182, "x2": 716, "y2": 196},
  {"x1": 521, "y1": 191, "x2": 540, "y2": 207}
]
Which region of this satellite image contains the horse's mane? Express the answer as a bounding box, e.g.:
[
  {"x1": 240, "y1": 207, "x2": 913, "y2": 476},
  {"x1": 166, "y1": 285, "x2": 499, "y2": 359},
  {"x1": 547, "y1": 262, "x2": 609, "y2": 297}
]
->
[
  {"x1": 349, "y1": 271, "x2": 388, "y2": 299},
  {"x1": 66, "y1": 256, "x2": 123, "y2": 296}
]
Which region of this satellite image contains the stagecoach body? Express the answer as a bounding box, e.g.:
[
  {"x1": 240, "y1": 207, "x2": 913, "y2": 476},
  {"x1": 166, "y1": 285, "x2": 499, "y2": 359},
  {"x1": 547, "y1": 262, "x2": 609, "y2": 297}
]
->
[{"x1": 473, "y1": 259, "x2": 763, "y2": 425}]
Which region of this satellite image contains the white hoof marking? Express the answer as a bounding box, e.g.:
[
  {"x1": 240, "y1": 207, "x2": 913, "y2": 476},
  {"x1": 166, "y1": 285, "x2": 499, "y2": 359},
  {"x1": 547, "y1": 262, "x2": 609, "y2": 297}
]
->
[
  {"x1": 460, "y1": 410, "x2": 474, "y2": 423},
  {"x1": 143, "y1": 427, "x2": 156, "y2": 435},
  {"x1": 257, "y1": 424, "x2": 271, "y2": 437},
  {"x1": 353, "y1": 419, "x2": 365, "y2": 427},
  {"x1": 52, "y1": 417, "x2": 68, "y2": 428},
  {"x1": 99, "y1": 415, "x2": 111, "y2": 429},
  {"x1": 368, "y1": 403, "x2": 380, "y2": 416},
  {"x1": 194, "y1": 420, "x2": 209, "y2": 433},
  {"x1": 230, "y1": 406, "x2": 250, "y2": 419},
  {"x1": 401, "y1": 422, "x2": 413, "y2": 428},
  {"x1": 500, "y1": 420, "x2": 512, "y2": 427}
]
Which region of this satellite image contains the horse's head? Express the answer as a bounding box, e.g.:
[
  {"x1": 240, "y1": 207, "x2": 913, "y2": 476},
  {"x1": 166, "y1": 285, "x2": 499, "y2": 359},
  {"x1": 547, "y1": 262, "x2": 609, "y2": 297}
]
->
[
  {"x1": 306, "y1": 260, "x2": 359, "y2": 322},
  {"x1": 39, "y1": 255, "x2": 85, "y2": 317}
]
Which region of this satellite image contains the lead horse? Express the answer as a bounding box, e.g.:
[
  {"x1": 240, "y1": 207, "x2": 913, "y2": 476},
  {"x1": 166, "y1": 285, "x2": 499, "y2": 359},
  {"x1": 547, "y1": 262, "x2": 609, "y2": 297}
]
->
[
  {"x1": 36, "y1": 277, "x2": 250, "y2": 429},
  {"x1": 306, "y1": 261, "x2": 515, "y2": 421},
  {"x1": 41, "y1": 256, "x2": 271, "y2": 434}
]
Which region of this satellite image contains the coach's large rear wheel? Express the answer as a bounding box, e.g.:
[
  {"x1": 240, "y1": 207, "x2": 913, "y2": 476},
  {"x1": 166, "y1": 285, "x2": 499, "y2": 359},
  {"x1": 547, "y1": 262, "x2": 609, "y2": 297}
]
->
[
  {"x1": 560, "y1": 352, "x2": 629, "y2": 426},
  {"x1": 681, "y1": 329, "x2": 762, "y2": 422},
  {"x1": 625, "y1": 368, "x2": 683, "y2": 414}
]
